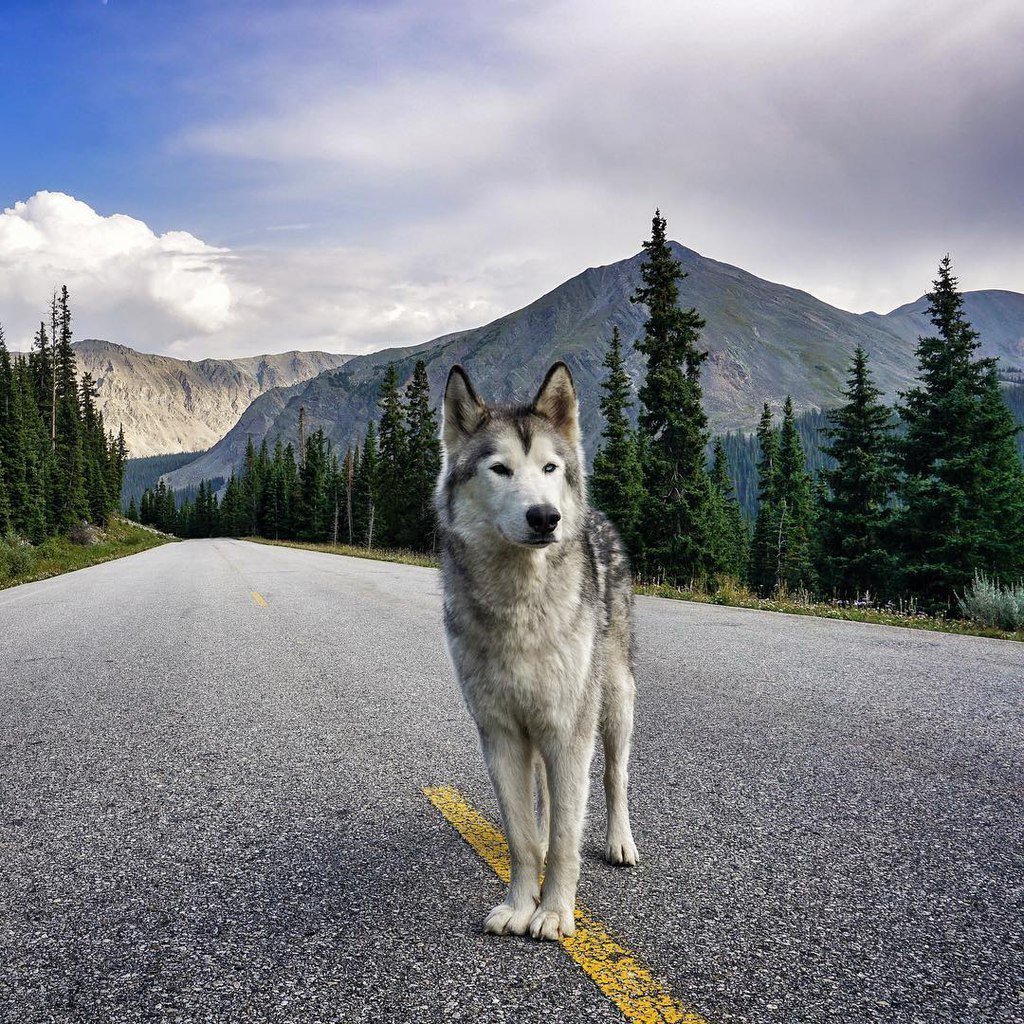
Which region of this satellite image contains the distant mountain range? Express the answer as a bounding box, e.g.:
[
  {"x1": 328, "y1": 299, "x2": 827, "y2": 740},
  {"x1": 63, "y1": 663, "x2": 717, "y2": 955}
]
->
[
  {"x1": 71, "y1": 340, "x2": 352, "y2": 457},
  {"x1": 161, "y1": 242, "x2": 1024, "y2": 493}
]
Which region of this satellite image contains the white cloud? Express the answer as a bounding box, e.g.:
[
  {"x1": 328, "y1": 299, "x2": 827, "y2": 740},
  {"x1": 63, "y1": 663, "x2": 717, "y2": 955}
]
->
[
  {"x1": 0, "y1": 192, "x2": 243, "y2": 350},
  {"x1": 178, "y1": 0, "x2": 1024, "y2": 319},
  {"x1": 4, "y1": 1, "x2": 1022, "y2": 360},
  {"x1": 0, "y1": 191, "x2": 518, "y2": 360}
]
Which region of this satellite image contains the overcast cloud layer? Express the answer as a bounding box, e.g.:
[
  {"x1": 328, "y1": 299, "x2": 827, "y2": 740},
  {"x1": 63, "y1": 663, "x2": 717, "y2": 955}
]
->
[{"x1": 1, "y1": 0, "x2": 1021, "y2": 358}]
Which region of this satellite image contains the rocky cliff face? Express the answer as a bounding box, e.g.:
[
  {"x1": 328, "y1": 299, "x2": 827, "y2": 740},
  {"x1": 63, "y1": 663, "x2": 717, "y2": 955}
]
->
[{"x1": 73, "y1": 340, "x2": 351, "y2": 457}]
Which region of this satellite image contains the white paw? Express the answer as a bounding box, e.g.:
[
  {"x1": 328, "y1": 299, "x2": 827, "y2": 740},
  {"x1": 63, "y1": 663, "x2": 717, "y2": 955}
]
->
[
  {"x1": 605, "y1": 834, "x2": 639, "y2": 866},
  {"x1": 483, "y1": 901, "x2": 535, "y2": 936},
  {"x1": 528, "y1": 905, "x2": 575, "y2": 941}
]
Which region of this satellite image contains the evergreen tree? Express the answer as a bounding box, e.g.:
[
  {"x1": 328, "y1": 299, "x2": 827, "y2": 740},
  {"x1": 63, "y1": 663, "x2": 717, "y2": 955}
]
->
[
  {"x1": 590, "y1": 327, "x2": 644, "y2": 556},
  {"x1": 296, "y1": 429, "x2": 330, "y2": 541},
  {"x1": 30, "y1": 320, "x2": 54, "y2": 452},
  {"x1": 79, "y1": 372, "x2": 112, "y2": 522},
  {"x1": 402, "y1": 360, "x2": 441, "y2": 551},
  {"x1": 259, "y1": 439, "x2": 289, "y2": 540},
  {"x1": 353, "y1": 421, "x2": 379, "y2": 547},
  {"x1": 0, "y1": 436, "x2": 10, "y2": 535},
  {"x1": 376, "y1": 364, "x2": 407, "y2": 546},
  {"x1": 219, "y1": 475, "x2": 245, "y2": 537},
  {"x1": 972, "y1": 365, "x2": 1024, "y2": 582},
  {"x1": 707, "y1": 437, "x2": 749, "y2": 581},
  {"x1": 895, "y1": 255, "x2": 1002, "y2": 603},
  {"x1": 774, "y1": 397, "x2": 816, "y2": 593},
  {"x1": 631, "y1": 210, "x2": 710, "y2": 582},
  {"x1": 51, "y1": 286, "x2": 87, "y2": 527},
  {"x1": 239, "y1": 437, "x2": 261, "y2": 536},
  {"x1": 749, "y1": 403, "x2": 779, "y2": 594},
  {"x1": 819, "y1": 346, "x2": 895, "y2": 598},
  {"x1": 344, "y1": 444, "x2": 358, "y2": 545},
  {"x1": 0, "y1": 327, "x2": 30, "y2": 530}
]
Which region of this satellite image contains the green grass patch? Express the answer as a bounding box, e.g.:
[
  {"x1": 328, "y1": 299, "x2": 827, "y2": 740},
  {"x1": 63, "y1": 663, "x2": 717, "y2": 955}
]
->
[
  {"x1": 243, "y1": 537, "x2": 1023, "y2": 643},
  {"x1": 244, "y1": 537, "x2": 440, "y2": 569},
  {"x1": 635, "y1": 581, "x2": 1024, "y2": 643},
  {"x1": 0, "y1": 518, "x2": 174, "y2": 591}
]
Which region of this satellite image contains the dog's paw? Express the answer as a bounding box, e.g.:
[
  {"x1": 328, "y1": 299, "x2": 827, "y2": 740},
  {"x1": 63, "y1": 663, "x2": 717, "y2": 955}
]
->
[
  {"x1": 605, "y1": 834, "x2": 639, "y2": 866},
  {"x1": 528, "y1": 905, "x2": 575, "y2": 941},
  {"x1": 483, "y1": 901, "x2": 534, "y2": 936}
]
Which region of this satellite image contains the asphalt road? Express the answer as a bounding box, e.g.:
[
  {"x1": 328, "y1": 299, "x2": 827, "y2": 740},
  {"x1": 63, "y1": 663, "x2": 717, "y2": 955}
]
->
[{"x1": 1, "y1": 539, "x2": 1021, "y2": 1024}]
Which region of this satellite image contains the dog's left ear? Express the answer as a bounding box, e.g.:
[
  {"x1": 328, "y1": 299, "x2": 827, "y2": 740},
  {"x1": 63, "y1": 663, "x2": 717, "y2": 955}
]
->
[{"x1": 532, "y1": 362, "x2": 579, "y2": 444}]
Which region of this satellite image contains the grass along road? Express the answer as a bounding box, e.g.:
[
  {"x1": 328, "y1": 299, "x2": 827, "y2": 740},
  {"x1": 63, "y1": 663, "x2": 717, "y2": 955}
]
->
[
  {"x1": 246, "y1": 535, "x2": 1024, "y2": 643},
  {"x1": 0, "y1": 517, "x2": 173, "y2": 591}
]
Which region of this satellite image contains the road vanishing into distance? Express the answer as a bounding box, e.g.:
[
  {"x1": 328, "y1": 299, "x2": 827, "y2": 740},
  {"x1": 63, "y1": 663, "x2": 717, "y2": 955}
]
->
[{"x1": 1, "y1": 539, "x2": 1021, "y2": 1024}]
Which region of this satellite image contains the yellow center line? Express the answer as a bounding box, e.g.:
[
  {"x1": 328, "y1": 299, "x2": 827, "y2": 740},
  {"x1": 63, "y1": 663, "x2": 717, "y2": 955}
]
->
[
  {"x1": 250, "y1": 590, "x2": 268, "y2": 607},
  {"x1": 423, "y1": 784, "x2": 709, "y2": 1024}
]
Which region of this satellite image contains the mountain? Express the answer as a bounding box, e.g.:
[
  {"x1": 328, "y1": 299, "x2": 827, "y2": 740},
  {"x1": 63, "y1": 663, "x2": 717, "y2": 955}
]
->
[
  {"x1": 162, "y1": 243, "x2": 1024, "y2": 492},
  {"x1": 71, "y1": 340, "x2": 352, "y2": 457},
  {"x1": 864, "y1": 289, "x2": 1024, "y2": 376}
]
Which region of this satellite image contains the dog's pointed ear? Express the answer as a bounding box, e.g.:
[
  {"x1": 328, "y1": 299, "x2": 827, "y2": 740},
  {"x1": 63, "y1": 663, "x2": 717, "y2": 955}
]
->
[
  {"x1": 531, "y1": 362, "x2": 579, "y2": 443},
  {"x1": 443, "y1": 365, "x2": 487, "y2": 451}
]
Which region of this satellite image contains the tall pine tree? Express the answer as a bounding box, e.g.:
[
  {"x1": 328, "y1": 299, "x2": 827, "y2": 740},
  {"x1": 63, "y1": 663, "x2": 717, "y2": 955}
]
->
[
  {"x1": 402, "y1": 360, "x2": 441, "y2": 551},
  {"x1": 591, "y1": 326, "x2": 644, "y2": 556},
  {"x1": 774, "y1": 397, "x2": 816, "y2": 593},
  {"x1": 707, "y1": 437, "x2": 749, "y2": 581},
  {"x1": 631, "y1": 210, "x2": 710, "y2": 582},
  {"x1": 376, "y1": 364, "x2": 407, "y2": 547},
  {"x1": 895, "y1": 255, "x2": 1005, "y2": 603},
  {"x1": 749, "y1": 403, "x2": 779, "y2": 594},
  {"x1": 819, "y1": 346, "x2": 894, "y2": 599}
]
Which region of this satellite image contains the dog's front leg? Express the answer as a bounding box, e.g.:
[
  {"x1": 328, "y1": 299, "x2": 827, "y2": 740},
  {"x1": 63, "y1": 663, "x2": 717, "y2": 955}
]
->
[
  {"x1": 479, "y1": 727, "x2": 543, "y2": 935},
  {"x1": 529, "y1": 734, "x2": 593, "y2": 940}
]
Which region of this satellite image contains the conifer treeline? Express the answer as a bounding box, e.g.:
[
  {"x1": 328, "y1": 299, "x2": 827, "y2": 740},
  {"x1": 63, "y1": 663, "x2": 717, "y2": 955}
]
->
[
  {"x1": 137, "y1": 212, "x2": 1024, "y2": 611},
  {"x1": 135, "y1": 359, "x2": 442, "y2": 552},
  {"x1": 0, "y1": 288, "x2": 127, "y2": 541},
  {"x1": 591, "y1": 222, "x2": 1024, "y2": 607}
]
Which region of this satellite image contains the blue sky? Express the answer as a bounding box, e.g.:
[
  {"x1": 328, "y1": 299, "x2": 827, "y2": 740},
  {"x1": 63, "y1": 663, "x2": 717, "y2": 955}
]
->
[{"x1": 1, "y1": 0, "x2": 1022, "y2": 358}]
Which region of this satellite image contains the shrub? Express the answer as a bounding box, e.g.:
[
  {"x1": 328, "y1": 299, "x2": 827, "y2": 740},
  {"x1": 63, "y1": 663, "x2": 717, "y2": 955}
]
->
[
  {"x1": 68, "y1": 521, "x2": 103, "y2": 546},
  {"x1": 958, "y1": 572, "x2": 1024, "y2": 632},
  {"x1": 0, "y1": 534, "x2": 35, "y2": 581}
]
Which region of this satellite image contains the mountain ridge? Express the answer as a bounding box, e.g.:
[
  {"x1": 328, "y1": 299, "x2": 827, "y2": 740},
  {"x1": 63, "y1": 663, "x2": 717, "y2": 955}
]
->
[
  {"x1": 161, "y1": 242, "x2": 1024, "y2": 493},
  {"x1": 70, "y1": 339, "x2": 352, "y2": 457}
]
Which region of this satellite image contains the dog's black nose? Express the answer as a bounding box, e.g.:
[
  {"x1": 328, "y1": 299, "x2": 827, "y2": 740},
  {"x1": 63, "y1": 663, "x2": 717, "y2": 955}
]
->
[{"x1": 526, "y1": 504, "x2": 561, "y2": 535}]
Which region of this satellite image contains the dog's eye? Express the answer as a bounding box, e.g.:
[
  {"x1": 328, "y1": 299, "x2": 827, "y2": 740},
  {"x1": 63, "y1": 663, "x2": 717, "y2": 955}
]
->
[
  {"x1": 543, "y1": 463, "x2": 558, "y2": 474},
  {"x1": 490, "y1": 464, "x2": 512, "y2": 477}
]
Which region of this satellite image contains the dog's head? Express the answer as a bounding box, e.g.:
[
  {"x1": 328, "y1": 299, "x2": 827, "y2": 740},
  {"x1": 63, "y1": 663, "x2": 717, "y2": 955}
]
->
[{"x1": 435, "y1": 362, "x2": 586, "y2": 550}]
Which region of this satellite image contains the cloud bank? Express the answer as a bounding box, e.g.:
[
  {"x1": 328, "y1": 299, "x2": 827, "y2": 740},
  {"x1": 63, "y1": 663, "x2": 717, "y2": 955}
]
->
[
  {"x1": 0, "y1": 191, "x2": 508, "y2": 359},
  {"x1": 3, "y1": 1, "x2": 1022, "y2": 359},
  {"x1": 0, "y1": 192, "x2": 242, "y2": 352}
]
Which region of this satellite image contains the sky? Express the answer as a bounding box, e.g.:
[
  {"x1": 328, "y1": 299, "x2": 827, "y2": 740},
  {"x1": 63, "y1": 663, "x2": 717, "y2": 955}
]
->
[{"x1": 0, "y1": 0, "x2": 1021, "y2": 359}]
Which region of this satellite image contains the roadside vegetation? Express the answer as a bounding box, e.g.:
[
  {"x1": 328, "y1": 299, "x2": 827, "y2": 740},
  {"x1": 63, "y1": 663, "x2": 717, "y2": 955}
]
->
[
  {"x1": 957, "y1": 572, "x2": 1024, "y2": 632},
  {"x1": 132, "y1": 211, "x2": 1024, "y2": 642},
  {"x1": 247, "y1": 536, "x2": 438, "y2": 569},
  {"x1": 241, "y1": 537, "x2": 1022, "y2": 643},
  {"x1": 0, "y1": 288, "x2": 160, "y2": 591},
  {"x1": 0, "y1": 517, "x2": 171, "y2": 590}
]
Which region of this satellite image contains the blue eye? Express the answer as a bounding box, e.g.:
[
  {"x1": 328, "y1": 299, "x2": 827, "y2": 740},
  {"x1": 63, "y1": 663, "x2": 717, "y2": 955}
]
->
[
  {"x1": 490, "y1": 464, "x2": 512, "y2": 477},
  {"x1": 544, "y1": 463, "x2": 557, "y2": 474}
]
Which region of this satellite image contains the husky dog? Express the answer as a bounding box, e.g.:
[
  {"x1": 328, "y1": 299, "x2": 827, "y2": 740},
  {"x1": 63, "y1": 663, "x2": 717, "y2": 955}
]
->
[{"x1": 435, "y1": 361, "x2": 638, "y2": 942}]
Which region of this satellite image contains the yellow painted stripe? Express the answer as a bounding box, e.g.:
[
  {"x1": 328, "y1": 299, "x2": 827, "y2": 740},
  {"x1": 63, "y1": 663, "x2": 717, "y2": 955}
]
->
[
  {"x1": 250, "y1": 590, "x2": 268, "y2": 607},
  {"x1": 423, "y1": 784, "x2": 709, "y2": 1024}
]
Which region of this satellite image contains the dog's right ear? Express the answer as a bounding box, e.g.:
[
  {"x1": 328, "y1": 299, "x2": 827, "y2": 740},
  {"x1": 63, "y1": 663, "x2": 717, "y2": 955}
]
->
[{"x1": 443, "y1": 365, "x2": 487, "y2": 451}]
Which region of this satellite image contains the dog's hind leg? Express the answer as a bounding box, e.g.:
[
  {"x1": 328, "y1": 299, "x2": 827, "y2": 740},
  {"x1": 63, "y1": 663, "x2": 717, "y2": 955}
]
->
[
  {"x1": 601, "y1": 661, "x2": 639, "y2": 866},
  {"x1": 479, "y1": 727, "x2": 543, "y2": 936}
]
